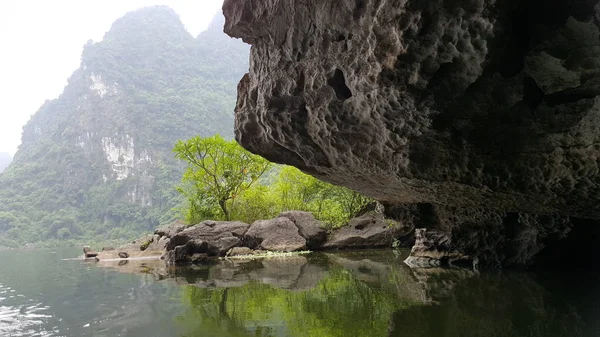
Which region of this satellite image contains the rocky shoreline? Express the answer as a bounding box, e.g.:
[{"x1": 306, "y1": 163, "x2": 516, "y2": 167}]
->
[{"x1": 89, "y1": 210, "x2": 416, "y2": 266}]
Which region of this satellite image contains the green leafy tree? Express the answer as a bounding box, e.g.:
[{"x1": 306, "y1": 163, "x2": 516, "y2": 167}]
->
[
  {"x1": 174, "y1": 135, "x2": 271, "y2": 221},
  {"x1": 228, "y1": 165, "x2": 372, "y2": 228}
]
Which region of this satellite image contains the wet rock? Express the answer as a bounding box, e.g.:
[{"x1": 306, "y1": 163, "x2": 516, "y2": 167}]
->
[
  {"x1": 83, "y1": 246, "x2": 98, "y2": 258},
  {"x1": 245, "y1": 217, "x2": 307, "y2": 252},
  {"x1": 191, "y1": 253, "x2": 208, "y2": 264},
  {"x1": 118, "y1": 252, "x2": 129, "y2": 259},
  {"x1": 279, "y1": 211, "x2": 327, "y2": 249},
  {"x1": 155, "y1": 220, "x2": 186, "y2": 239},
  {"x1": 226, "y1": 247, "x2": 256, "y2": 257},
  {"x1": 166, "y1": 220, "x2": 250, "y2": 256},
  {"x1": 401, "y1": 205, "x2": 573, "y2": 268},
  {"x1": 165, "y1": 240, "x2": 208, "y2": 265},
  {"x1": 404, "y1": 229, "x2": 475, "y2": 268},
  {"x1": 323, "y1": 213, "x2": 413, "y2": 249}
]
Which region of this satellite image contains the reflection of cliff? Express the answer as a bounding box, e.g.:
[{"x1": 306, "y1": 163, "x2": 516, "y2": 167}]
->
[
  {"x1": 97, "y1": 251, "x2": 588, "y2": 337},
  {"x1": 390, "y1": 273, "x2": 584, "y2": 337}
]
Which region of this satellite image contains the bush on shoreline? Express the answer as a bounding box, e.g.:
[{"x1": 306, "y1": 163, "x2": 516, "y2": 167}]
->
[{"x1": 175, "y1": 136, "x2": 372, "y2": 229}]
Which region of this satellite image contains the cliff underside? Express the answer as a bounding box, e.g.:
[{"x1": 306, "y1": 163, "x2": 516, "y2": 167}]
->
[{"x1": 223, "y1": 0, "x2": 600, "y2": 267}]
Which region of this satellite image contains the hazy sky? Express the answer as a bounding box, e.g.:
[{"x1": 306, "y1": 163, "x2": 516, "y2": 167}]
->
[{"x1": 0, "y1": 0, "x2": 224, "y2": 155}]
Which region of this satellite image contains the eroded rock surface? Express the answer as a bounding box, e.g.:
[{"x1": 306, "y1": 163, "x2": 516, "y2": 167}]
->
[
  {"x1": 166, "y1": 220, "x2": 250, "y2": 260},
  {"x1": 223, "y1": 0, "x2": 600, "y2": 266},
  {"x1": 323, "y1": 212, "x2": 413, "y2": 249},
  {"x1": 279, "y1": 211, "x2": 327, "y2": 248},
  {"x1": 245, "y1": 217, "x2": 307, "y2": 252},
  {"x1": 223, "y1": 0, "x2": 600, "y2": 216},
  {"x1": 155, "y1": 220, "x2": 186, "y2": 239}
]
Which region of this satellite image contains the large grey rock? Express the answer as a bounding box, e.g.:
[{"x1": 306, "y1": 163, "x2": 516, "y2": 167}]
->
[
  {"x1": 155, "y1": 220, "x2": 186, "y2": 239},
  {"x1": 404, "y1": 229, "x2": 474, "y2": 268},
  {"x1": 279, "y1": 211, "x2": 327, "y2": 249},
  {"x1": 245, "y1": 217, "x2": 307, "y2": 252},
  {"x1": 166, "y1": 220, "x2": 250, "y2": 257},
  {"x1": 323, "y1": 213, "x2": 413, "y2": 249},
  {"x1": 223, "y1": 0, "x2": 600, "y2": 266},
  {"x1": 164, "y1": 240, "x2": 209, "y2": 265},
  {"x1": 141, "y1": 234, "x2": 170, "y2": 252}
]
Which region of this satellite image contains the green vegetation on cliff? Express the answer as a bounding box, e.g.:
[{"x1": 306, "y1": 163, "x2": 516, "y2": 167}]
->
[{"x1": 0, "y1": 6, "x2": 249, "y2": 247}]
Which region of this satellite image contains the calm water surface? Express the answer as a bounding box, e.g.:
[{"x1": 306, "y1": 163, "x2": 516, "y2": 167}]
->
[{"x1": 0, "y1": 248, "x2": 598, "y2": 337}]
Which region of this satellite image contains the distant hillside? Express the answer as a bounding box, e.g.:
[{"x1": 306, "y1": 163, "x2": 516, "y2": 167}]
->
[
  {"x1": 0, "y1": 153, "x2": 12, "y2": 173},
  {"x1": 0, "y1": 6, "x2": 249, "y2": 247}
]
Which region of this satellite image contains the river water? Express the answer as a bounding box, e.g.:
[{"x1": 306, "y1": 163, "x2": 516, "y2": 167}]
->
[{"x1": 0, "y1": 248, "x2": 598, "y2": 337}]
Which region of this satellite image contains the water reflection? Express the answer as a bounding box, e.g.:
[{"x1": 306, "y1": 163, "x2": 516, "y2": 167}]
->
[
  {"x1": 0, "y1": 249, "x2": 596, "y2": 337},
  {"x1": 100, "y1": 251, "x2": 590, "y2": 337}
]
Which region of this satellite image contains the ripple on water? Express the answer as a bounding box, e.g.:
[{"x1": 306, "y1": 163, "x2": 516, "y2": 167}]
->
[{"x1": 0, "y1": 283, "x2": 58, "y2": 337}]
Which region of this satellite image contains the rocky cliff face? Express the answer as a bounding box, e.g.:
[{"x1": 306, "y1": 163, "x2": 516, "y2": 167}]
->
[
  {"x1": 223, "y1": 0, "x2": 600, "y2": 266},
  {"x1": 0, "y1": 7, "x2": 249, "y2": 246}
]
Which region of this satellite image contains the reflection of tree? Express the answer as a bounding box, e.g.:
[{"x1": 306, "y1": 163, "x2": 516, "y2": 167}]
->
[
  {"x1": 177, "y1": 267, "x2": 417, "y2": 337},
  {"x1": 179, "y1": 287, "x2": 255, "y2": 337}
]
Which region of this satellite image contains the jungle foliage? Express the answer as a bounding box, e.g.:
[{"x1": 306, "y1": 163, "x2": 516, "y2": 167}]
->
[{"x1": 175, "y1": 136, "x2": 372, "y2": 229}]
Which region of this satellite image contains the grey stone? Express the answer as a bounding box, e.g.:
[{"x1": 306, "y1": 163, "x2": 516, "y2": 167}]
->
[
  {"x1": 165, "y1": 220, "x2": 250, "y2": 258},
  {"x1": 226, "y1": 247, "x2": 256, "y2": 257},
  {"x1": 279, "y1": 211, "x2": 327, "y2": 249},
  {"x1": 155, "y1": 220, "x2": 186, "y2": 239},
  {"x1": 323, "y1": 213, "x2": 413, "y2": 249},
  {"x1": 245, "y1": 217, "x2": 307, "y2": 252},
  {"x1": 165, "y1": 240, "x2": 208, "y2": 266}
]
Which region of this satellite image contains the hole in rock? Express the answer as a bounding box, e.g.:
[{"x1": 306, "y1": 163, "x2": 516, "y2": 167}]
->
[
  {"x1": 353, "y1": 0, "x2": 366, "y2": 19},
  {"x1": 327, "y1": 69, "x2": 353, "y2": 100}
]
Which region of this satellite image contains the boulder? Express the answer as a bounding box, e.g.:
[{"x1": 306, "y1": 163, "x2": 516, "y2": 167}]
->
[
  {"x1": 137, "y1": 234, "x2": 155, "y2": 251},
  {"x1": 155, "y1": 220, "x2": 187, "y2": 239},
  {"x1": 191, "y1": 253, "x2": 208, "y2": 264},
  {"x1": 404, "y1": 229, "x2": 475, "y2": 269},
  {"x1": 145, "y1": 235, "x2": 169, "y2": 252},
  {"x1": 245, "y1": 217, "x2": 307, "y2": 252},
  {"x1": 279, "y1": 211, "x2": 326, "y2": 249},
  {"x1": 164, "y1": 240, "x2": 208, "y2": 265},
  {"x1": 323, "y1": 213, "x2": 413, "y2": 249},
  {"x1": 226, "y1": 247, "x2": 256, "y2": 257},
  {"x1": 165, "y1": 220, "x2": 250, "y2": 259},
  {"x1": 83, "y1": 246, "x2": 98, "y2": 258}
]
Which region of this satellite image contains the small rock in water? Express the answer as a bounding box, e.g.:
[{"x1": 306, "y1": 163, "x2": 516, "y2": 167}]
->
[
  {"x1": 118, "y1": 252, "x2": 129, "y2": 259},
  {"x1": 191, "y1": 253, "x2": 208, "y2": 264},
  {"x1": 227, "y1": 247, "x2": 255, "y2": 257}
]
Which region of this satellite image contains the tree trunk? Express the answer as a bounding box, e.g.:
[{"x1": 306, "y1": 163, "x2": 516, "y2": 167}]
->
[{"x1": 219, "y1": 199, "x2": 230, "y2": 221}]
